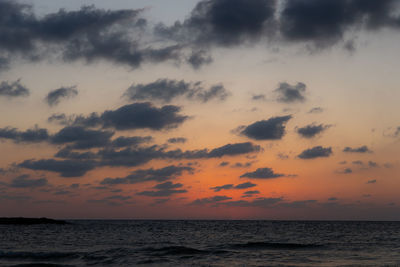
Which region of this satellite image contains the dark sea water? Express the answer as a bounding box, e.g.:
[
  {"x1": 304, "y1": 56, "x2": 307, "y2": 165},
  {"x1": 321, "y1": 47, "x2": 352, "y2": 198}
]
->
[{"x1": 1, "y1": 220, "x2": 400, "y2": 266}]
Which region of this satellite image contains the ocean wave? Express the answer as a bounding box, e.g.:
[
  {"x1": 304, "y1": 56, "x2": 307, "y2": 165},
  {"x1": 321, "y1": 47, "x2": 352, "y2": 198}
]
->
[
  {"x1": 141, "y1": 245, "x2": 229, "y2": 256},
  {"x1": 8, "y1": 264, "x2": 76, "y2": 267},
  {"x1": 228, "y1": 241, "x2": 323, "y2": 250},
  {"x1": 0, "y1": 250, "x2": 79, "y2": 261}
]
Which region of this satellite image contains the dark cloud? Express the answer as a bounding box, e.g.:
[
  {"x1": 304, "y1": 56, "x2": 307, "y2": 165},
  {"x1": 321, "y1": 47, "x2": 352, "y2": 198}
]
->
[
  {"x1": 237, "y1": 115, "x2": 292, "y2": 140},
  {"x1": 395, "y1": 127, "x2": 400, "y2": 137},
  {"x1": 51, "y1": 126, "x2": 114, "y2": 149},
  {"x1": 124, "y1": 79, "x2": 229, "y2": 103},
  {"x1": 137, "y1": 182, "x2": 187, "y2": 197},
  {"x1": 298, "y1": 146, "x2": 332, "y2": 159},
  {"x1": 231, "y1": 162, "x2": 253, "y2": 168},
  {"x1": 54, "y1": 148, "x2": 97, "y2": 160},
  {"x1": 338, "y1": 168, "x2": 353, "y2": 174},
  {"x1": 95, "y1": 142, "x2": 259, "y2": 167},
  {"x1": 9, "y1": 174, "x2": 48, "y2": 188},
  {"x1": 101, "y1": 102, "x2": 188, "y2": 131},
  {"x1": 352, "y1": 160, "x2": 364, "y2": 165},
  {"x1": 210, "y1": 184, "x2": 234, "y2": 192},
  {"x1": 219, "y1": 161, "x2": 229, "y2": 167},
  {"x1": 111, "y1": 136, "x2": 152, "y2": 148},
  {"x1": 368, "y1": 161, "x2": 379, "y2": 168},
  {"x1": 280, "y1": 0, "x2": 400, "y2": 49},
  {"x1": 18, "y1": 159, "x2": 97, "y2": 177},
  {"x1": 308, "y1": 107, "x2": 324, "y2": 114},
  {"x1": 45, "y1": 86, "x2": 78, "y2": 106},
  {"x1": 242, "y1": 190, "x2": 260, "y2": 196},
  {"x1": 55, "y1": 103, "x2": 188, "y2": 131},
  {"x1": 343, "y1": 146, "x2": 373, "y2": 153},
  {"x1": 157, "y1": 0, "x2": 277, "y2": 47},
  {"x1": 0, "y1": 80, "x2": 29, "y2": 98},
  {"x1": 252, "y1": 94, "x2": 266, "y2": 101},
  {"x1": 0, "y1": 1, "x2": 195, "y2": 70},
  {"x1": 167, "y1": 137, "x2": 187, "y2": 144},
  {"x1": 240, "y1": 167, "x2": 284, "y2": 179},
  {"x1": 101, "y1": 165, "x2": 194, "y2": 185},
  {"x1": 0, "y1": 126, "x2": 49, "y2": 143},
  {"x1": 207, "y1": 142, "x2": 261, "y2": 157},
  {"x1": 367, "y1": 179, "x2": 377, "y2": 184},
  {"x1": 190, "y1": 195, "x2": 232, "y2": 205},
  {"x1": 186, "y1": 50, "x2": 213, "y2": 69},
  {"x1": 297, "y1": 123, "x2": 330, "y2": 138},
  {"x1": 235, "y1": 182, "x2": 257, "y2": 189},
  {"x1": 274, "y1": 82, "x2": 306, "y2": 103}
]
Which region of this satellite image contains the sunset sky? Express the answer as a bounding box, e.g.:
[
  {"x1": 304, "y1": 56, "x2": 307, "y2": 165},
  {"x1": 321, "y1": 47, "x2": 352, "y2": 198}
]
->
[{"x1": 0, "y1": 0, "x2": 400, "y2": 220}]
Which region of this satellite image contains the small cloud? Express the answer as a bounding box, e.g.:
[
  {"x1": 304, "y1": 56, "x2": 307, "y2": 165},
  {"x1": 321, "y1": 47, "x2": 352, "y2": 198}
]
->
[
  {"x1": 234, "y1": 182, "x2": 257, "y2": 189},
  {"x1": 296, "y1": 123, "x2": 331, "y2": 138},
  {"x1": 298, "y1": 146, "x2": 332, "y2": 159},
  {"x1": 45, "y1": 86, "x2": 78, "y2": 106},
  {"x1": 0, "y1": 80, "x2": 30, "y2": 98},
  {"x1": 274, "y1": 82, "x2": 306, "y2": 103},
  {"x1": 210, "y1": 184, "x2": 234, "y2": 192},
  {"x1": 240, "y1": 167, "x2": 285, "y2": 179},
  {"x1": 366, "y1": 179, "x2": 376, "y2": 184},
  {"x1": 168, "y1": 137, "x2": 187, "y2": 144},
  {"x1": 343, "y1": 146, "x2": 373, "y2": 153},
  {"x1": 236, "y1": 115, "x2": 292, "y2": 140},
  {"x1": 308, "y1": 107, "x2": 324, "y2": 114}
]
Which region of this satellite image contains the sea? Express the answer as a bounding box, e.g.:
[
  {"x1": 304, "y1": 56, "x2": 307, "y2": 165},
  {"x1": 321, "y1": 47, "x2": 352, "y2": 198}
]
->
[{"x1": 1, "y1": 220, "x2": 400, "y2": 266}]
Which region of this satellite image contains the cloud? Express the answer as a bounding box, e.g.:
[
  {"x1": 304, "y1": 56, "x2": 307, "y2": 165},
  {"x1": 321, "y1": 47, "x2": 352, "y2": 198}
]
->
[
  {"x1": 9, "y1": 174, "x2": 48, "y2": 188},
  {"x1": 100, "y1": 165, "x2": 194, "y2": 185},
  {"x1": 124, "y1": 79, "x2": 229, "y2": 103},
  {"x1": 280, "y1": 0, "x2": 400, "y2": 49},
  {"x1": 235, "y1": 182, "x2": 257, "y2": 189},
  {"x1": 94, "y1": 142, "x2": 260, "y2": 167},
  {"x1": 18, "y1": 159, "x2": 97, "y2": 177},
  {"x1": 297, "y1": 123, "x2": 331, "y2": 138},
  {"x1": 45, "y1": 86, "x2": 78, "y2": 106},
  {"x1": 0, "y1": 2, "x2": 183, "y2": 69},
  {"x1": 338, "y1": 168, "x2": 353, "y2": 174},
  {"x1": 110, "y1": 136, "x2": 152, "y2": 148},
  {"x1": 343, "y1": 146, "x2": 373, "y2": 153},
  {"x1": 210, "y1": 182, "x2": 257, "y2": 192},
  {"x1": 298, "y1": 146, "x2": 332, "y2": 159},
  {"x1": 367, "y1": 179, "x2": 377, "y2": 184},
  {"x1": 240, "y1": 167, "x2": 284, "y2": 179},
  {"x1": 101, "y1": 102, "x2": 188, "y2": 131},
  {"x1": 190, "y1": 195, "x2": 232, "y2": 205},
  {"x1": 186, "y1": 50, "x2": 213, "y2": 69},
  {"x1": 207, "y1": 142, "x2": 261, "y2": 157},
  {"x1": 137, "y1": 182, "x2": 187, "y2": 197},
  {"x1": 156, "y1": 0, "x2": 277, "y2": 47},
  {"x1": 274, "y1": 82, "x2": 306, "y2": 103},
  {"x1": 237, "y1": 115, "x2": 292, "y2": 140},
  {"x1": 167, "y1": 137, "x2": 187, "y2": 144},
  {"x1": 242, "y1": 190, "x2": 260, "y2": 196},
  {"x1": 368, "y1": 161, "x2": 379, "y2": 168},
  {"x1": 0, "y1": 126, "x2": 49, "y2": 143},
  {"x1": 57, "y1": 103, "x2": 189, "y2": 131},
  {"x1": 308, "y1": 107, "x2": 324, "y2": 114},
  {"x1": 51, "y1": 126, "x2": 114, "y2": 149},
  {"x1": 0, "y1": 80, "x2": 30, "y2": 98},
  {"x1": 210, "y1": 184, "x2": 234, "y2": 192}
]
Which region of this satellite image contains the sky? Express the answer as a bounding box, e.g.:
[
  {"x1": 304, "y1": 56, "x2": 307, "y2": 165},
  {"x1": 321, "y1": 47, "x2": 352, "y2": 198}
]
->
[{"x1": 0, "y1": 0, "x2": 400, "y2": 220}]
